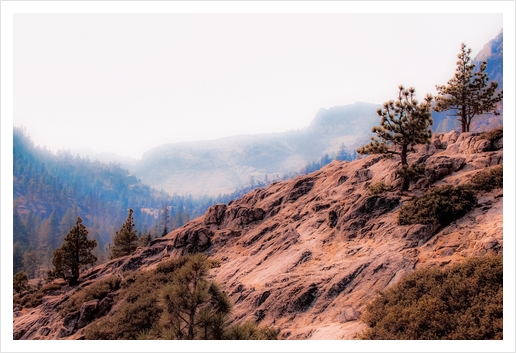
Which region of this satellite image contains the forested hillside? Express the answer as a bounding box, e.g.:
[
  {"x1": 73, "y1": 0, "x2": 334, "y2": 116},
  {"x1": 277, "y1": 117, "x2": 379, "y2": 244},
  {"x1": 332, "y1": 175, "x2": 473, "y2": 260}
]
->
[{"x1": 12, "y1": 128, "x2": 230, "y2": 277}]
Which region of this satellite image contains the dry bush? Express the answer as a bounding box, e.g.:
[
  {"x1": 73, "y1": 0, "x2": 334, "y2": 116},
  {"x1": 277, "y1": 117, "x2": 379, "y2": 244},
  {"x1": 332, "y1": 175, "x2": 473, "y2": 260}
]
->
[
  {"x1": 368, "y1": 181, "x2": 392, "y2": 195},
  {"x1": 13, "y1": 290, "x2": 43, "y2": 308},
  {"x1": 478, "y1": 126, "x2": 503, "y2": 143},
  {"x1": 361, "y1": 255, "x2": 503, "y2": 340},
  {"x1": 398, "y1": 184, "x2": 477, "y2": 226},
  {"x1": 469, "y1": 165, "x2": 503, "y2": 192},
  {"x1": 59, "y1": 275, "x2": 121, "y2": 317},
  {"x1": 84, "y1": 254, "x2": 278, "y2": 340}
]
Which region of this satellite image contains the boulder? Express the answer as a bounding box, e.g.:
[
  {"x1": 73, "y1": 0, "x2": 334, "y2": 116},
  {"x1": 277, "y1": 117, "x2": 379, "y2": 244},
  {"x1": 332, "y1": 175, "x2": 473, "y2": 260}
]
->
[
  {"x1": 338, "y1": 307, "x2": 360, "y2": 323},
  {"x1": 76, "y1": 299, "x2": 99, "y2": 329},
  {"x1": 440, "y1": 130, "x2": 460, "y2": 148},
  {"x1": 204, "y1": 204, "x2": 227, "y2": 226},
  {"x1": 287, "y1": 177, "x2": 315, "y2": 201},
  {"x1": 62, "y1": 311, "x2": 80, "y2": 332},
  {"x1": 96, "y1": 296, "x2": 113, "y2": 317},
  {"x1": 174, "y1": 226, "x2": 213, "y2": 253}
]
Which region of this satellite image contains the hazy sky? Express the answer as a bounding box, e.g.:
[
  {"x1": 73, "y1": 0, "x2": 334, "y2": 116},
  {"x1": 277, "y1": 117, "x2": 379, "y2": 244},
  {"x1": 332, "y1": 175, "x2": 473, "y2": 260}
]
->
[{"x1": 12, "y1": 11, "x2": 503, "y2": 159}]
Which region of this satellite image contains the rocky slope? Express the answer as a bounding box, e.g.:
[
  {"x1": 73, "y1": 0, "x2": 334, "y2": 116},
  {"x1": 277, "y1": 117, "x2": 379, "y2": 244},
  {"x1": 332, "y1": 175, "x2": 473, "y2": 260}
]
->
[{"x1": 13, "y1": 130, "x2": 503, "y2": 340}]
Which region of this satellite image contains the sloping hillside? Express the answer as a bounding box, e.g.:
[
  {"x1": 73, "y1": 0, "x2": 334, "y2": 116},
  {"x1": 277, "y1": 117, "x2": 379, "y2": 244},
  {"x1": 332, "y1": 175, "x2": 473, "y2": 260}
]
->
[{"x1": 13, "y1": 129, "x2": 503, "y2": 340}]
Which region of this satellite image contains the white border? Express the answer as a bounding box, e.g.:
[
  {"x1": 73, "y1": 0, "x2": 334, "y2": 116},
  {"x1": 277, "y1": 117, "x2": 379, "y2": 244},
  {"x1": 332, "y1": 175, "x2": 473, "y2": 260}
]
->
[{"x1": 1, "y1": 1, "x2": 515, "y2": 352}]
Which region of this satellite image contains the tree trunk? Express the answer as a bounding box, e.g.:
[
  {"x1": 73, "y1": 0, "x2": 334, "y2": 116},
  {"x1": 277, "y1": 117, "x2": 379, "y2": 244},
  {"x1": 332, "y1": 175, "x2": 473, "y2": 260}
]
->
[
  {"x1": 400, "y1": 144, "x2": 410, "y2": 192},
  {"x1": 188, "y1": 312, "x2": 195, "y2": 339},
  {"x1": 71, "y1": 264, "x2": 79, "y2": 285},
  {"x1": 461, "y1": 105, "x2": 467, "y2": 132}
]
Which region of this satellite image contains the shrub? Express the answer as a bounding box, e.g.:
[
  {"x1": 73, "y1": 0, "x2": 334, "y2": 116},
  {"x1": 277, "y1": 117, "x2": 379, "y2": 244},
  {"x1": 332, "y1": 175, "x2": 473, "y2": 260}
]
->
[
  {"x1": 224, "y1": 321, "x2": 279, "y2": 340},
  {"x1": 13, "y1": 271, "x2": 29, "y2": 293},
  {"x1": 13, "y1": 281, "x2": 65, "y2": 309},
  {"x1": 398, "y1": 184, "x2": 477, "y2": 226},
  {"x1": 361, "y1": 255, "x2": 503, "y2": 339},
  {"x1": 85, "y1": 294, "x2": 161, "y2": 340},
  {"x1": 396, "y1": 164, "x2": 426, "y2": 184},
  {"x1": 40, "y1": 282, "x2": 63, "y2": 294},
  {"x1": 368, "y1": 181, "x2": 392, "y2": 195},
  {"x1": 13, "y1": 289, "x2": 44, "y2": 308},
  {"x1": 84, "y1": 254, "x2": 279, "y2": 340},
  {"x1": 60, "y1": 275, "x2": 121, "y2": 316},
  {"x1": 478, "y1": 127, "x2": 503, "y2": 143},
  {"x1": 85, "y1": 267, "x2": 175, "y2": 339},
  {"x1": 469, "y1": 165, "x2": 503, "y2": 192}
]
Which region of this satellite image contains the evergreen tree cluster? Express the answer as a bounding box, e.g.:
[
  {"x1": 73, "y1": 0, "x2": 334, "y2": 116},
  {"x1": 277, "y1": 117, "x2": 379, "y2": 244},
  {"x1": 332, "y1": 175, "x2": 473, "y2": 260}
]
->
[
  {"x1": 434, "y1": 43, "x2": 503, "y2": 133},
  {"x1": 12, "y1": 129, "x2": 215, "y2": 277}
]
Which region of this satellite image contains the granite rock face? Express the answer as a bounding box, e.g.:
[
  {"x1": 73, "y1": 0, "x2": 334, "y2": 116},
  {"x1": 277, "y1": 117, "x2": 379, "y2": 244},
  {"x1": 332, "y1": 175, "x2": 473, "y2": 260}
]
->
[{"x1": 13, "y1": 131, "x2": 503, "y2": 340}]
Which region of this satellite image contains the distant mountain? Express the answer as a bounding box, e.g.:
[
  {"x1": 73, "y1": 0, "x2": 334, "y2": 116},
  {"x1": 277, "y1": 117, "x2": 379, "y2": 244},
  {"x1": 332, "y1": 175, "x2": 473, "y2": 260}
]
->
[
  {"x1": 432, "y1": 29, "x2": 503, "y2": 132},
  {"x1": 131, "y1": 102, "x2": 380, "y2": 196},
  {"x1": 15, "y1": 126, "x2": 503, "y2": 340},
  {"x1": 70, "y1": 147, "x2": 138, "y2": 168}
]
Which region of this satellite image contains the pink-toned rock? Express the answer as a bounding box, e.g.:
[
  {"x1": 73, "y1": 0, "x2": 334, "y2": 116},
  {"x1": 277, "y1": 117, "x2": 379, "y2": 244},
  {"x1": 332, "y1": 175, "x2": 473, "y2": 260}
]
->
[
  {"x1": 440, "y1": 130, "x2": 460, "y2": 148},
  {"x1": 13, "y1": 134, "x2": 503, "y2": 340}
]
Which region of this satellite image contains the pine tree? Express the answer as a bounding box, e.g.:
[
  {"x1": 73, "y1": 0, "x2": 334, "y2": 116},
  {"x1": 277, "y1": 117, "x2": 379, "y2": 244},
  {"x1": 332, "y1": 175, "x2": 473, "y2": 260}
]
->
[
  {"x1": 42, "y1": 209, "x2": 60, "y2": 250},
  {"x1": 13, "y1": 271, "x2": 29, "y2": 293},
  {"x1": 110, "y1": 209, "x2": 138, "y2": 259},
  {"x1": 434, "y1": 43, "x2": 503, "y2": 133},
  {"x1": 13, "y1": 208, "x2": 30, "y2": 249},
  {"x1": 49, "y1": 216, "x2": 97, "y2": 285},
  {"x1": 13, "y1": 242, "x2": 24, "y2": 275},
  {"x1": 336, "y1": 143, "x2": 352, "y2": 161},
  {"x1": 357, "y1": 85, "x2": 433, "y2": 191},
  {"x1": 159, "y1": 203, "x2": 170, "y2": 237},
  {"x1": 138, "y1": 231, "x2": 153, "y2": 247},
  {"x1": 161, "y1": 254, "x2": 232, "y2": 339},
  {"x1": 23, "y1": 250, "x2": 42, "y2": 279}
]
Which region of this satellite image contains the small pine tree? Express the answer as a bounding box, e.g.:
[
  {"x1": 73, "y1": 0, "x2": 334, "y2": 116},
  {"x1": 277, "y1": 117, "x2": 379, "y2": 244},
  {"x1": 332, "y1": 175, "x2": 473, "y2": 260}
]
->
[
  {"x1": 110, "y1": 209, "x2": 138, "y2": 259},
  {"x1": 138, "y1": 231, "x2": 153, "y2": 247},
  {"x1": 23, "y1": 250, "x2": 42, "y2": 279},
  {"x1": 357, "y1": 85, "x2": 433, "y2": 191},
  {"x1": 159, "y1": 203, "x2": 170, "y2": 237},
  {"x1": 13, "y1": 242, "x2": 24, "y2": 275},
  {"x1": 13, "y1": 271, "x2": 29, "y2": 293},
  {"x1": 49, "y1": 216, "x2": 97, "y2": 285},
  {"x1": 434, "y1": 43, "x2": 503, "y2": 133},
  {"x1": 161, "y1": 254, "x2": 232, "y2": 339}
]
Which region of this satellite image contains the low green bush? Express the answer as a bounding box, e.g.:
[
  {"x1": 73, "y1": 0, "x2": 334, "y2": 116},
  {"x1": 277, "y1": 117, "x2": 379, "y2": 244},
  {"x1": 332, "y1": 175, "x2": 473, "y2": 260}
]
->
[
  {"x1": 361, "y1": 255, "x2": 503, "y2": 340},
  {"x1": 40, "y1": 282, "x2": 62, "y2": 294},
  {"x1": 84, "y1": 254, "x2": 278, "y2": 340},
  {"x1": 13, "y1": 271, "x2": 29, "y2": 293},
  {"x1": 85, "y1": 264, "x2": 182, "y2": 339},
  {"x1": 60, "y1": 275, "x2": 121, "y2": 317},
  {"x1": 398, "y1": 184, "x2": 477, "y2": 226},
  {"x1": 368, "y1": 181, "x2": 392, "y2": 195},
  {"x1": 469, "y1": 165, "x2": 503, "y2": 192},
  {"x1": 13, "y1": 290, "x2": 43, "y2": 308},
  {"x1": 225, "y1": 321, "x2": 279, "y2": 340},
  {"x1": 396, "y1": 164, "x2": 426, "y2": 184},
  {"x1": 85, "y1": 294, "x2": 161, "y2": 340},
  {"x1": 478, "y1": 127, "x2": 503, "y2": 143}
]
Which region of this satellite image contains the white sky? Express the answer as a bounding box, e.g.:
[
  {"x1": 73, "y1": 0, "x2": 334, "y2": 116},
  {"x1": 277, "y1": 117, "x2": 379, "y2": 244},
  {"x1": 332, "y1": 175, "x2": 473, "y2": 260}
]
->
[{"x1": 12, "y1": 11, "x2": 503, "y2": 159}]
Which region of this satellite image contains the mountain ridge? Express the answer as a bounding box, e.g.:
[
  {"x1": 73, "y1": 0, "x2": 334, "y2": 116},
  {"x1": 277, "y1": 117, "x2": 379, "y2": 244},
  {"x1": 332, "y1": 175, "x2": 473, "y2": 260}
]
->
[{"x1": 13, "y1": 128, "x2": 503, "y2": 340}]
